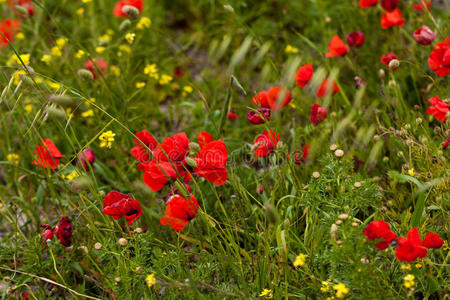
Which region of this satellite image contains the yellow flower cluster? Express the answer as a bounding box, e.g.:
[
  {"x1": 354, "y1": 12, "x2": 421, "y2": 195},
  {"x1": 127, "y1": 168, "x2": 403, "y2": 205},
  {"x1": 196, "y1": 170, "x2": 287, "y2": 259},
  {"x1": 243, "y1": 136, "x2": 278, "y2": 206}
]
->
[
  {"x1": 403, "y1": 274, "x2": 415, "y2": 289},
  {"x1": 145, "y1": 274, "x2": 156, "y2": 288},
  {"x1": 125, "y1": 33, "x2": 135, "y2": 44},
  {"x1": 285, "y1": 44, "x2": 299, "y2": 54},
  {"x1": 333, "y1": 283, "x2": 349, "y2": 299},
  {"x1": 99, "y1": 131, "x2": 116, "y2": 148},
  {"x1": 293, "y1": 253, "x2": 308, "y2": 267},
  {"x1": 143, "y1": 64, "x2": 173, "y2": 85},
  {"x1": 7, "y1": 53, "x2": 30, "y2": 66},
  {"x1": 137, "y1": 17, "x2": 151, "y2": 30},
  {"x1": 259, "y1": 288, "x2": 273, "y2": 299},
  {"x1": 62, "y1": 171, "x2": 79, "y2": 181},
  {"x1": 7, "y1": 153, "x2": 20, "y2": 165}
]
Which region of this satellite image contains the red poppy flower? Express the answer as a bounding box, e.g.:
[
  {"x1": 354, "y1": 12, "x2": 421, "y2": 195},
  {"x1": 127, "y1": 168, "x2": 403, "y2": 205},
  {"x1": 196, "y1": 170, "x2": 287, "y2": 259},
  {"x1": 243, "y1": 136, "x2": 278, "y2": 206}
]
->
[
  {"x1": 412, "y1": 0, "x2": 431, "y2": 11},
  {"x1": 413, "y1": 25, "x2": 435, "y2": 46},
  {"x1": 253, "y1": 130, "x2": 280, "y2": 158},
  {"x1": 85, "y1": 59, "x2": 108, "y2": 79},
  {"x1": 316, "y1": 78, "x2": 339, "y2": 97},
  {"x1": 359, "y1": 0, "x2": 378, "y2": 8},
  {"x1": 293, "y1": 144, "x2": 309, "y2": 165},
  {"x1": 443, "y1": 137, "x2": 450, "y2": 150},
  {"x1": 396, "y1": 227, "x2": 428, "y2": 262},
  {"x1": 40, "y1": 224, "x2": 54, "y2": 245},
  {"x1": 425, "y1": 96, "x2": 449, "y2": 122},
  {"x1": 142, "y1": 161, "x2": 186, "y2": 191},
  {"x1": 198, "y1": 131, "x2": 213, "y2": 149},
  {"x1": 102, "y1": 191, "x2": 142, "y2": 226},
  {"x1": 381, "y1": 0, "x2": 398, "y2": 12},
  {"x1": 32, "y1": 139, "x2": 62, "y2": 169},
  {"x1": 381, "y1": 9, "x2": 405, "y2": 29},
  {"x1": 173, "y1": 67, "x2": 184, "y2": 79},
  {"x1": 131, "y1": 129, "x2": 157, "y2": 162},
  {"x1": 363, "y1": 220, "x2": 397, "y2": 250},
  {"x1": 0, "y1": 19, "x2": 20, "y2": 46},
  {"x1": 310, "y1": 104, "x2": 328, "y2": 126},
  {"x1": 423, "y1": 232, "x2": 444, "y2": 249},
  {"x1": 267, "y1": 86, "x2": 292, "y2": 110},
  {"x1": 325, "y1": 36, "x2": 349, "y2": 58},
  {"x1": 296, "y1": 63, "x2": 313, "y2": 88},
  {"x1": 346, "y1": 31, "x2": 365, "y2": 48},
  {"x1": 194, "y1": 140, "x2": 228, "y2": 185},
  {"x1": 54, "y1": 217, "x2": 73, "y2": 247},
  {"x1": 152, "y1": 132, "x2": 190, "y2": 162},
  {"x1": 77, "y1": 148, "x2": 96, "y2": 171},
  {"x1": 427, "y1": 37, "x2": 450, "y2": 77},
  {"x1": 228, "y1": 111, "x2": 238, "y2": 120},
  {"x1": 251, "y1": 90, "x2": 270, "y2": 108},
  {"x1": 247, "y1": 107, "x2": 271, "y2": 125},
  {"x1": 113, "y1": 0, "x2": 144, "y2": 17},
  {"x1": 380, "y1": 52, "x2": 398, "y2": 69},
  {"x1": 160, "y1": 194, "x2": 199, "y2": 231}
]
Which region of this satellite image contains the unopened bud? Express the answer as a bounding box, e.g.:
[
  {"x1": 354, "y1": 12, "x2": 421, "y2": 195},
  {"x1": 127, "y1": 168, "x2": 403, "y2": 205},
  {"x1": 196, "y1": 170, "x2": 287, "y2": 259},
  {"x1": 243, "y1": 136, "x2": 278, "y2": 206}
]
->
[
  {"x1": 48, "y1": 94, "x2": 74, "y2": 106},
  {"x1": 135, "y1": 227, "x2": 143, "y2": 233},
  {"x1": 379, "y1": 69, "x2": 385, "y2": 79},
  {"x1": 185, "y1": 157, "x2": 197, "y2": 168},
  {"x1": 334, "y1": 149, "x2": 344, "y2": 157},
  {"x1": 136, "y1": 266, "x2": 144, "y2": 274},
  {"x1": 264, "y1": 202, "x2": 279, "y2": 225},
  {"x1": 78, "y1": 68, "x2": 94, "y2": 80},
  {"x1": 69, "y1": 176, "x2": 92, "y2": 192},
  {"x1": 119, "y1": 19, "x2": 132, "y2": 31},
  {"x1": 223, "y1": 4, "x2": 234, "y2": 12},
  {"x1": 46, "y1": 107, "x2": 67, "y2": 120},
  {"x1": 312, "y1": 171, "x2": 320, "y2": 178},
  {"x1": 330, "y1": 144, "x2": 337, "y2": 151},
  {"x1": 330, "y1": 224, "x2": 338, "y2": 241},
  {"x1": 19, "y1": 74, "x2": 33, "y2": 85},
  {"x1": 388, "y1": 59, "x2": 400, "y2": 70},
  {"x1": 122, "y1": 5, "x2": 140, "y2": 18},
  {"x1": 188, "y1": 142, "x2": 200, "y2": 152},
  {"x1": 15, "y1": 5, "x2": 28, "y2": 15}
]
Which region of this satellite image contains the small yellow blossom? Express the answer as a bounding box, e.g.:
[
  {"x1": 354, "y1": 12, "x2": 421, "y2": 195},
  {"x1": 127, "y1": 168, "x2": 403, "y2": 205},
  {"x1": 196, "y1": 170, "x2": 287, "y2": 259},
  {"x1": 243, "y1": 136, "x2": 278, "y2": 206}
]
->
[
  {"x1": 75, "y1": 50, "x2": 85, "y2": 59},
  {"x1": 81, "y1": 0, "x2": 92, "y2": 3},
  {"x1": 137, "y1": 17, "x2": 151, "y2": 30},
  {"x1": 125, "y1": 33, "x2": 135, "y2": 44},
  {"x1": 16, "y1": 32, "x2": 24, "y2": 40},
  {"x1": 41, "y1": 54, "x2": 52, "y2": 64},
  {"x1": 66, "y1": 108, "x2": 73, "y2": 118},
  {"x1": 403, "y1": 274, "x2": 415, "y2": 289},
  {"x1": 285, "y1": 44, "x2": 299, "y2": 54},
  {"x1": 408, "y1": 168, "x2": 415, "y2": 177},
  {"x1": 110, "y1": 65, "x2": 121, "y2": 76},
  {"x1": 56, "y1": 38, "x2": 68, "y2": 48},
  {"x1": 118, "y1": 44, "x2": 131, "y2": 56},
  {"x1": 320, "y1": 280, "x2": 331, "y2": 293},
  {"x1": 159, "y1": 74, "x2": 172, "y2": 85},
  {"x1": 85, "y1": 97, "x2": 96, "y2": 106},
  {"x1": 136, "y1": 82, "x2": 146, "y2": 88},
  {"x1": 8, "y1": 53, "x2": 30, "y2": 66},
  {"x1": 415, "y1": 263, "x2": 422, "y2": 268},
  {"x1": 401, "y1": 264, "x2": 412, "y2": 271},
  {"x1": 7, "y1": 153, "x2": 20, "y2": 165},
  {"x1": 333, "y1": 283, "x2": 349, "y2": 299},
  {"x1": 81, "y1": 109, "x2": 94, "y2": 118},
  {"x1": 144, "y1": 64, "x2": 158, "y2": 77},
  {"x1": 46, "y1": 80, "x2": 61, "y2": 90},
  {"x1": 96, "y1": 46, "x2": 106, "y2": 54},
  {"x1": 98, "y1": 34, "x2": 112, "y2": 44},
  {"x1": 62, "y1": 171, "x2": 79, "y2": 181},
  {"x1": 259, "y1": 288, "x2": 273, "y2": 299},
  {"x1": 293, "y1": 253, "x2": 308, "y2": 267},
  {"x1": 51, "y1": 46, "x2": 62, "y2": 57},
  {"x1": 24, "y1": 104, "x2": 33, "y2": 113},
  {"x1": 106, "y1": 29, "x2": 114, "y2": 35},
  {"x1": 99, "y1": 130, "x2": 116, "y2": 148},
  {"x1": 35, "y1": 76, "x2": 43, "y2": 84},
  {"x1": 145, "y1": 274, "x2": 156, "y2": 288},
  {"x1": 13, "y1": 70, "x2": 26, "y2": 85},
  {"x1": 76, "y1": 7, "x2": 84, "y2": 15},
  {"x1": 183, "y1": 86, "x2": 193, "y2": 93}
]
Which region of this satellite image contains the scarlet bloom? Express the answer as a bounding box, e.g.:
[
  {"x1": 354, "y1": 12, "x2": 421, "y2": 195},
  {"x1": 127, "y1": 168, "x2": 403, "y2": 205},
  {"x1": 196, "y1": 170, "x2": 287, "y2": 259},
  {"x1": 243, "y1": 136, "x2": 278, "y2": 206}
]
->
[
  {"x1": 310, "y1": 104, "x2": 328, "y2": 126},
  {"x1": 194, "y1": 139, "x2": 228, "y2": 185},
  {"x1": 325, "y1": 35, "x2": 349, "y2": 58},
  {"x1": 102, "y1": 191, "x2": 142, "y2": 226},
  {"x1": 425, "y1": 96, "x2": 449, "y2": 122},
  {"x1": 381, "y1": 0, "x2": 398, "y2": 12},
  {"x1": 0, "y1": 19, "x2": 20, "y2": 46},
  {"x1": 380, "y1": 52, "x2": 398, "y2": 70},
  {"x1": 227, "y1": 111, "x2": 238, "y2": 120},
  {"x1": 32, "y1": 139, "x2": 62, "y2": 169},
  {"x1": 247, "y1": 108, "x2": 271, "y2": 125},
  {"x1": 359, "y1": 0, "x2": 378, "y2": 8},
  {"x1": 160, "y1": 194, "x2": 199, "y2": 231},
  {"x1": 346, "y1": 32, "x2": 365, "y2": 48},
  {"x1": 77, "y1": 148, "x2": 96, "y2": 171},
  {"x1": 131, "y1": 129, "x2": 157, "y2": 162},
  {"x1": 152, "y1": 132, "x2": 190, "y2": 162},
  {"x1": 197, "y1": 131, "x2": 213, "y2": 149},
  {"x1": 363, "y1": 220, "x2": 398, "y2": 250},
  {"x1": 296, "y1": 63, "x2": 313, "y2": 88},
  {"x1": 253, "y1": 130, "x2": 280, "y2": 157},
  {"x1": 251, "y1": 90, "x2": 270, "y2": 108},
  {"x1": 412, "y1": 0, "x2": 431, "y2": 11},
  {"x1": 316, "y1": 78, "x2": 339, "y2": 97},
  {"x1": 396, "y1": 227, "x2": 428, "y2": 262},
  {"x1": 413, "y1": 26, "x2": 435, "y2": 45},
  {"x1": 85, "y1": 59, "x2": 108, "y2": 79},
  {"x1": 443, "y1": 137, "x2": 450, "y2": 150},
  {"x1": 423, "y1": 233, "x2": 444, "y2": 249},
  {"x1": 427, "y1": 37, "x2": 450, "y2": 77},
  {"x1": 40, "y1": 224, "x2": 54, "y2": 246},
  {"x1": 267, "y1": 86, "x2": 292, "y2": 110},
  {"x1": 54, "y1": 217, "x2": 73, "y2": 247},
  {"x1": 113, "y1": 0, "x2": 144, "y2": 17},
  {"x1": 142, "y1": 161, "x2": 184, "y2": 191},
  {"x1": 381, "y1": 9, "x2": 405, "y2": 29},
  {"x1": 293, "y1": 144, "x2": 309, "y2": 165}
]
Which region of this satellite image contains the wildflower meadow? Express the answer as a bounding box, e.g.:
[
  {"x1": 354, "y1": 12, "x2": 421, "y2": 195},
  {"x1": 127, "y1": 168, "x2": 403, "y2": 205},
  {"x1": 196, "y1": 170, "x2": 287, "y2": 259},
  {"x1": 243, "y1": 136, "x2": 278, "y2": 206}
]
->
[{"x1": 0, "y1": 0, "x2": 449, "y2": 299}]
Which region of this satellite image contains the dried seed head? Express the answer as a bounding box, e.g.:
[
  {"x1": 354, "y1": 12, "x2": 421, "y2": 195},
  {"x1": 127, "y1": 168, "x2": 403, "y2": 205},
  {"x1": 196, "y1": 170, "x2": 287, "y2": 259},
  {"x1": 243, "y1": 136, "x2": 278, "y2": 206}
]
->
[
  {"x1": 354, "y1": 182, "x2": 361, "y2": 188},
  {"x1": 135, "y1": 227, "x2": 143, "y2": 233},
  {"x1": 136, "y1": 266, "x2": 144, "y2": 274},
  {"x1": 338, "y1": 213, "x2": 349, "y2": 220},
  {"x1": 94, "y1": 242, "x2": 102, "y2": 250},
  {"x1": 335, "y1": 220, "x2": 343, "y2": 225},
  {"x1": 330, "y1": 144, "x2": 337, "y2": 151},
  {"x1": 351, "y1": 222, "x2": 358, "y2": 227},
  {"x1": 312, "y1": 171, "x2": 320, "y2": 178},
  {"x1": 118, "y1": 238, "x2": 128, "y2": 247},
  {"x1": 379, "y1": 69, "x2": 385, "y2": 79},
  {"x1": 388, "y1": 59, "x2": 400, "y2": 70},
  {"x1": 334, "y1": 149, "x2": 344, "y2": 157}
]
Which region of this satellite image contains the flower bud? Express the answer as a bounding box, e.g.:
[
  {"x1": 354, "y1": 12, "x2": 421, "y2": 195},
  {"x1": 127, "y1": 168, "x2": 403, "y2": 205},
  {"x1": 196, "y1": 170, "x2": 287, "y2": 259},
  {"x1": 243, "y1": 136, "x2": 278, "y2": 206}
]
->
[
  {"x1": 77, "y1": 148, "x2": 96, "y2": 171},
  {"x1": 334, "y1": 149, "x2": 344, "y2": 157},
  {"x1": 19, "y1": 74, "x2": 33, "y2": 85},
  {"x1": 388, "y1": 59, "x2": 400, "y2": 70},
  {"x1": 223, "y1": 4, "x2": 234, "y2": 12},
  {"x1": 412, "y1": 25, "x2": 435, "y2": 45},
  {"x1": 312, "y1": 171, "x2": 320, "y2": 178},
  {"x1": 119, "y1": 19, "x2": 132, "y2": 31},
  {"x1": 122, "y1": 5, "x2": 140, "y2": 18},
  {"x1": 15, "y1": 5, "x2": 28, "y2": 15},
  {"x1": 136, "y1": 266, "x2": 144, "y2": 274},
  {"x1": 379, "y1": 69, "x2": 385, "y2": 79},
  {"x1": 330, "y1": 224, "x2": 338, "y2": 241},
  {"x1": 264, "y1": 202, "x2": 279, "y2": 225},
  {"x1": 188, "y1": 142, "x2": 200, "y2": 152},
  {"x1": 78, "y1": 68, "x2": 94, "y2": 80},
  {"x1": 69, "y1": 176, "x2": 92, "y2": 192},
  {"x1": 45, "y1": 107, "x2": 67, "y2": 120},
  {"x1": 184, "y1": 157, "x2": 197, "y2": 168},
  {"x1": 338, "y1": 213, "x2": 349, "y2": 220},
  {"x1": 48, "y1": 94, "x2": 75, "y2": 106}
]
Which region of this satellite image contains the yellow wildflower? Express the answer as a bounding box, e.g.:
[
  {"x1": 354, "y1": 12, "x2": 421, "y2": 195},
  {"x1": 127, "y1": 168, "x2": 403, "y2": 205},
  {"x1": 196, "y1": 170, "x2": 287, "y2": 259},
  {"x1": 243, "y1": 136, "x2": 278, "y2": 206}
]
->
[
  {"x1": 41, "y1": 54, "x2": 52, "y2": 64},
  {"x1": 13, "y1": 70, "x2": 26, "y2": 85},
  {"x1": 85, "y1": 97, "x2": 96, "y2": 106},
  {"x1": 99, "y1": 130, "x2": 116, "y2": 148},
  {"x1": 98, "y1": 34, "x2": 112, "y2": 44},
  {"x1": 415, "y1": 263, "x2": 422, "y2": 268},
  {"x1": 320, "y1": 280, "x2": 331, "y2": 293},
  {"x1": 75, "y1": 50, "x2": 85, "y2": 59},
  {"x1": 76, "y1": 7, "x2": 84, "y2": 15},
  {"x1": 403, "y1": 274, "x2": 415, "y2": 289},
  {"x1": 408, "y1": 168, "x2": 415, "y2": 177},
  {"x1": 333, "y1": 283, "x2": 349, "y2": 299},
  {"x1": 136, "y1": 82, "x2": 146, "y2": 88},
  {"x1": 16, "y1": 32, "x2": 24, "y2": 40},
  {"x1": 7, "y1": 153, "x2": 20, "y2": 165},
  {"x1": 183, "y1": 86, "x2": 193, "y2": 93},
  {"x1": 259, "y1": 289, "x2": 273, "y2": 299},
  {"x1": 81, "y1": 109, "x2": 94, "y2": 118},
  {"x1": 81, "y1": 0, "x2": 92, "y2": 3},
  {"x1": 46, "y1": 80, "x2": 61, "y2": 90},
  {"x1": 159, "y1": 74, "x2": 172, "y2": 85},
  {"x1": 107, "y1": 29, "x2": 114, "y2": 35},
  {"x1": 96, "y1": 46, "x2": 106, "y2": 54},
  {"x1": 144, "y1": 64, "x2": 158, "y2": 76},
  {"x1": 118, "y1": 44, "x2": 131, "y2": 57},
  {"x1": 51, "y1": 46, "x2": 62, "y2": 57},
  {"x1": 35, "y1": 76, "x2": 43, "y2": 84},
  {"x1": 145, "y1": 274, "x2": 156, "y2": 288},
  {"x1": 56, "y1": 38, "x2": 68, "y2": 48},
  {"x1": 137, "y1": 17, "x2": 151, "y2": 30},
  {"x1": 401, "y1": 264, "x2": 411, "y2": 271},
  {"x1": 8, "y1": 53, "x2": 30, "y2": 66},
  {"x1": 125, "y1": 33, "x2": 135, "y2": 44},
  {"x1": 62, "y1": 171, "x2": 79, "y2": 181},
  {"x1": 293, "y1": 253, "x2": 308, "y2": 267},
  {"x1": 110, "y1": 65, "x2": 121, "y2": 77},
  {"x1": 24, "y1": 104, "x2": 33, "y2": 113},
  {"x1": 285, "y1": 44, "x2": 299, "y2": 54}
]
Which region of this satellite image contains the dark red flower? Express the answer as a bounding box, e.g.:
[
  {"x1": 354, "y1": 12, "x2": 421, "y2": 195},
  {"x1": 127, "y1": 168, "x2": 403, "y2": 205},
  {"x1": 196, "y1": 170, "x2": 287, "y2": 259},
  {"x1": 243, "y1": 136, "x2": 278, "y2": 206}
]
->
[
  {"x1": 160, "y1": 194, "x2": 199, "y2": 231},
  {"x1": 443, "y1": 137, "x2": 450, "y2": 150},
  {"x1": 346, "y1": 31, "x2": 365, "y2": 48},
  {"x1": 173, "y1": 67, "x2": 184, "y2": 79},
  {"x1": 293, "y1": 144, "x2": 309, "y2": 165},
  {"x1": 427, "y1": 37, "x2": 450, "y2": 77},
  {"x1": 0, "y1": 19, "x2": 20, "y2": 46},
  {"x1": 131, "y1": 129, "x2": 157, "y2": 162},
  {"x1": 359, "y1": 0, "x2": 378, "y2": 8},
  {"x1": 251, "y1": 90, "x2": 270, "y2": 108},
  {"x1": 412, "y1": 0, "x2": 431, "y2": 11},
  {"x1": 381, "y1": 52, "x2": 398, "y2": 69},
  {"x1": 381, "y1": 0, "x2": 398, "y2": 12},
  {"x1": 227, "y1": 111, "x2": 238, "y2": 120},
  {"x1": 325, "y1": 35, "x2": 349, "y2": 58},
  {"x1": 316, "y1": 78, "x2": 339, "y2": 97},
  {"x1": 253, "y1": 130, "x2": 280, "y2": 158},
  {"x1": 54, "y1": 217, "x2": 73, "y2": 247},
  {"x1": 296, "y1": 63, "x2": 313, "y2": 88},
  {"x1": 310, "y1": 104, "x2": 328, "y2": 126},
  {"x1": 194, "y1": 140, "x2": 228, "y2": 185},
  {"x1": 102, "y1": 191, "x2": 142, "y2": 226},
  {"x1": 77, "y1": 148, "x2": 96, "y2": 171},
  {"x1": 85, "y1": 59, "x2": 107, "y2": 79},
  {"x1": 381, "y1": 9, "x2": 405, "y2": 29},
  {"x1": 152, "y1": 132, "x2": 190, "y2": 162},
  {"x1": 113, "y1": 0, "x2": 144, "y2": 17},
  {"x1": 413, "y1": 25, "x2": 435, "y2": 45},
  {"x1": 267, "y1": 86, "x2": 292, "y2": 110},
  {"x1": 22, "y1": 293, "x2": 29, "y2": 299},
  {"x1": 142, "y1": 161, "x2": 186, "y2": 191},
  {"x1": 40, "y1": 224, "x2": 54, "y2": 245},
  {"x1": 363, "y1": 220, "x2": 398, "y2": 250},
  {"x1": 247, "y1": 108, "x2": 271, "y2": 125},
  {"x1": 396, "y1": 227, "x2": 428, "y2": 262},
  {"x1": 423, "y1": 232, "x2": 444, "y2": 249},
  {"x1": 425, "y1": 96, "x2": 449, "y2": 122},
  {"x1": 197, "y1": 131, "x2": 213, "y2": 149},
  {"x1": 32, "y1": 139, "x2": 62, "y2": 169}
]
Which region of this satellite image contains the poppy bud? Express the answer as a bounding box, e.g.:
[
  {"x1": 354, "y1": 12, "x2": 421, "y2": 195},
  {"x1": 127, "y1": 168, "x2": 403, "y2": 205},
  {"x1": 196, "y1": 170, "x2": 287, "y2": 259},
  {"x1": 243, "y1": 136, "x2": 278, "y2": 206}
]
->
[
  {"x1": 70, "y1": 176, "x2": 92, "y2": 192},
  {"x1": 346, "y1": 31, "x2": 365, "y2": 48},
  {"x1": 247, "y1": 108, "x2": 271, "y2": 125},
  {"x1": 118, "y1": 238, "x2": 128, "y2": 247},
  {"x1": 48, "y1": 94, "x2": 75, "y2": 106},
  {"x1": 77, "y1": 148, "x2": 96, "y2": 171},
  {"x1": 412, "y1": 25, "x2": 435, "y2": 45},
  {"x1": 78, "y1": 69, "x2": 94, "y2": 80},
  {"x1": 119, "y1": 19, "x2": 132, "y2": 31},
  {"x1": 174, "y1": 181, "x2": 189, "y2": 198},
  {"x1": 354, "y1": 182, "x2": 362, "y2": 188},
  {"x1": 338, "y1": 214, "x2": 349, "y2": 220},
  {"x1": 135, "y1": 227, "x2": 143, "y2": 233},
  {"x1": 257, "y1": 185, "x2": 264, "y2": 194},
  {"x1": 388, "y1": 59, "x2": 400, "y2": 70},
  {"x1": 264, "y1": 202, "x2": 279, "y2": 225},
  {"x1": 381, "y1": 0, "x2": 399, "y2": 11},
  {"x1": 189, "y1": 142, "x2": 200, "y2": 152},
  {"x1": 122, "y1": 5, "x2": 140, "y2": 18},
  {"x1": 336, "y1": 220, "x2": 343, "y2": 225},
  {"x1": 184, "y1": 157, "x2": 197, "y2": 168},
  {"x1": 46, "y1": 107, "x2": 66, "y2": 120},
  {"x1": 15, "y1": 5, "x2": 29, "y2": 15},
  {"x1": 379, "y1": 69, "x2": 385, "y2": 79}
]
